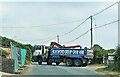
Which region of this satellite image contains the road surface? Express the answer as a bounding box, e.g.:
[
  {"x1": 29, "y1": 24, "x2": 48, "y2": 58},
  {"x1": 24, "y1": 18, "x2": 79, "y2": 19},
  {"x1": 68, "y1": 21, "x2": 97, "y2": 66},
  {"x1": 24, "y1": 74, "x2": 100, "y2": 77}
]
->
[{"x1": 25, "y1": 62, "x2": 109, "y2": 77}]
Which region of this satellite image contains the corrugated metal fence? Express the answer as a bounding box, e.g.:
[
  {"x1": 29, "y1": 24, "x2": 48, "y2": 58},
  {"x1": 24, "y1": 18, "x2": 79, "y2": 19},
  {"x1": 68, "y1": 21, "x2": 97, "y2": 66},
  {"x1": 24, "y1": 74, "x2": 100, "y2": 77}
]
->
[{"x1": 10, "y1": 46, "x2": 27, "y2": 73}]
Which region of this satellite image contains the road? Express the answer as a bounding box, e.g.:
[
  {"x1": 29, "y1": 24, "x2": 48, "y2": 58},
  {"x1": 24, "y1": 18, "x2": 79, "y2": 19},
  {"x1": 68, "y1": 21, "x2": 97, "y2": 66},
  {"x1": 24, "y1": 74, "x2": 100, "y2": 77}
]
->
[{"x1": 25, "y1": 62, "x2": 109, "y2": 77}]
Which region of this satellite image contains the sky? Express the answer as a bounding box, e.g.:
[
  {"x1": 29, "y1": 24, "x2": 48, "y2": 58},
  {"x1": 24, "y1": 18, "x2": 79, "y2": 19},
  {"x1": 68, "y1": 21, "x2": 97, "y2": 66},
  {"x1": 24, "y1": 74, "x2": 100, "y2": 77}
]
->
[{"x1": 0, "y1": 0, "x2": 119, "y2": 49}]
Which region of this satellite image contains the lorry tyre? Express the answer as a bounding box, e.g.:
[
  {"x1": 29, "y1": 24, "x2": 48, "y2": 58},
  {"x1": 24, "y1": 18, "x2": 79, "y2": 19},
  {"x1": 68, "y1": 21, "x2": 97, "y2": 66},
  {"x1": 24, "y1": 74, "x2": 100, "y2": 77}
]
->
[
  {"x1": 47, "y1": 59, "x2": 52, "y2": 65},
  {"x1": 66, "y1": 59, "x2": 73, "y2": 66},
  {"x1": 56, "y1": 62, "x2": 60, "y2": 65},
  {"x1": 74, "y1": 59, "x2": 83, "y2": 67},
  {"x1": 38, "y1": 58, "x2": 42, "y2": 65}
]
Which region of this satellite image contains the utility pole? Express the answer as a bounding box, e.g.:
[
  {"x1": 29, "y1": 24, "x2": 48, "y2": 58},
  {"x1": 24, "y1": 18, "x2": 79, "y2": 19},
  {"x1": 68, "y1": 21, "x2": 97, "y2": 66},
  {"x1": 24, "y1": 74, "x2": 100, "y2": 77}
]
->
[
  {"x1": 118, "y1": 1, "x2": 120, "y2": 46},
  {"x1": 57, "y1": 35, "x2": 59, "y2": 43},
  {"x1": 90, "y1": 16, "x2": 93, "y2": 49}
]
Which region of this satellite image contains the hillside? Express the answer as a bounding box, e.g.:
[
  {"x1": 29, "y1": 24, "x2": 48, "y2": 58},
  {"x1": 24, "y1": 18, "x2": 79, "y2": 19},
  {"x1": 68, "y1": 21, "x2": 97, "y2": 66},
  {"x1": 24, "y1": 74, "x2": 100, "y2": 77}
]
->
[{"x1": 0, "y1": 36, "x2": 33, "y2": 63}]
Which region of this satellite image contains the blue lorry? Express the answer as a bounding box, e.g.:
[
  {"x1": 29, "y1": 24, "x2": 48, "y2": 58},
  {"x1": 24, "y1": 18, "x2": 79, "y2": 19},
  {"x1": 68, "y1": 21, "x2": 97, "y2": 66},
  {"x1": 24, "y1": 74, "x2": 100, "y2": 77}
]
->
[
  {"x1": 34, "y1": 42, "x2": 92, "y2": 66},
  {"x1": 46, "y1": 47, "x2": 88, "y2": 66}
]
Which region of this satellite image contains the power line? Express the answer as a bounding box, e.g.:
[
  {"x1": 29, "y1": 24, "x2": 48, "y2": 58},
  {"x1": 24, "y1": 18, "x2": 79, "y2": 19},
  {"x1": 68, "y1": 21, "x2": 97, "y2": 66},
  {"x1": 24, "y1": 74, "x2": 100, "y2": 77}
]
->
[
  {"x1": 2, "y1": 2, "x2": 118, "y2": 45},
  {"x1": 93, "y1": 1, "x2": 118, "y2": 16},
  {"x1": 0, "y1": 26, "x2": 25, "y2": 28},
  {"x1": 62, "y1": 19, "x2": 120, "y2": 44},
  {"x1": 15, "y1": 36, "x2": 56, "y2": 44},
  {"x1": 93, "y1": 19, "x2": 120, "y2": 29},
  {"x1": 40, "y1": 36, "x2": 56, "y2": 44},
  {"x1": 59, "y1": 1, "x2": 118, "y2": 40},
  {"x1": 60, "y1": 17, "x2": 90, "y2": 36},
  {"x1": 1, "y1": 1, "x2": 117, "y2": 29},
  {"x1": 0, "y1": 18, "x2": 86, "y2": 29},
  {"x1": 63, "y1": 29, "x2": 90, "y2": 44},
  {"x1": 15, "y1": 35, "x2": 56, "y2": 41},
  {"x1": 33, "y1": 1, "x2": 119, "y2": 44},
  {"x1": 4, "y1": 17, "x2": 90, "y2": 43},
  {"x1": 31, "y1": 18, "x2": 87, "y2": 27}
]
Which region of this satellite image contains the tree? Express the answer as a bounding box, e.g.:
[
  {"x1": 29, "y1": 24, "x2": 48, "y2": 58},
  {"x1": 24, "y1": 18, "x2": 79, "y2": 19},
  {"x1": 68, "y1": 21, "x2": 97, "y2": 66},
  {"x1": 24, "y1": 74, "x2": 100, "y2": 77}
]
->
[
  {"x1": 0, "y1": 48, "x2": 9, "y2": 58},
  {"x1": 106, "y1": 46, "x2": 120, "y2": 71},
  {"x1": 93, "y1": 44, "x2": 115, "y2": 64},
  {"x1": 22, "y1": 44, "x2": 33, "y2": 62},
  {"x1": 0, "y1": 36, "x2": 33, "y2": 64},
  {"x1": 114, "y1": 46, "x2": 120, "y2": 71}
]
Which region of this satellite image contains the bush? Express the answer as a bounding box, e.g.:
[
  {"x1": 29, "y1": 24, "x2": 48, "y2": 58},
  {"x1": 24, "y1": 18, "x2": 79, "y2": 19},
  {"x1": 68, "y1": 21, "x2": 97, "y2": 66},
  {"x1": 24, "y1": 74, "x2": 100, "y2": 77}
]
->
[
  {"x1": 106, "y1": 46, "x2": 120, "y2": 72},
  {"x1": 0, "y1": 49, "x2": 9, "y2": 58},
  {"x1": 105, "y1": 63, "x2": 119, "y2": 71}
]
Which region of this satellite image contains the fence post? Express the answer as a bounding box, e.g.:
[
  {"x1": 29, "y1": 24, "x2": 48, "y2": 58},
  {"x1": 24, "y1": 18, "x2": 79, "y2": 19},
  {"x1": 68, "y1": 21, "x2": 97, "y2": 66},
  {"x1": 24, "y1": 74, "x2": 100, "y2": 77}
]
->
[{"x1": 11, "y1": 42, "x2": 18, "y2": 73}]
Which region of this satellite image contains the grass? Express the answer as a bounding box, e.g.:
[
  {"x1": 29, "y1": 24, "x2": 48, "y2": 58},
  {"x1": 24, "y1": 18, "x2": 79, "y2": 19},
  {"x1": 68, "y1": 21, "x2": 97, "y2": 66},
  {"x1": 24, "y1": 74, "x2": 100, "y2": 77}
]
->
[
  {"x1": 88, "y1": 64, "x2": 106, "y2": 66},
  {"x1": 96, "y1": 67, "x2": 120, "y2": 77}
]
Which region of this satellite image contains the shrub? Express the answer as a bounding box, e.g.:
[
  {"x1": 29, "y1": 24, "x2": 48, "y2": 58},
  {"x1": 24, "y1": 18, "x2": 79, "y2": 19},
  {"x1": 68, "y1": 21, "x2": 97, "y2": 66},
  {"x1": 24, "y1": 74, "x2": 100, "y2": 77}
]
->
[
  {"x1": 0, "y1": 49, "x2": 9, "y2": 58},
  {"x1": 106, "y1": 46, "x2": 120, "y2": 72}
]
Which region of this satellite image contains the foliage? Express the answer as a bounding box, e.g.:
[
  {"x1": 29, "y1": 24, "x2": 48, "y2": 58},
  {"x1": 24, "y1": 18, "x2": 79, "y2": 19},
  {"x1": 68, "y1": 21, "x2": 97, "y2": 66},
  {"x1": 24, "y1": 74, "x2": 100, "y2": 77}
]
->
[
  {"x1": 0, "y1": 49, "x2": 9, "y2": 58},
  {"x1": 114, "y1": 46, "x2": 120, "y2": 62},
  {"x1": 0, "y1": 36, "x2": 23, "y2": 48},
  {"x1": 0, "y1": 36, "x2": 34, "y2": 63},
  {"x1": 22, "y1": 44, "x2": 33, "y2": 62},
  {"x1": 114, "y1": 46, "x2": 120, "y2": 71},
  {"x1": 93, "y1": 44, "x2": 115, "y2": 64},
  {"x1": 103, "y1": 46, "x2": 120, "y2": 72}
]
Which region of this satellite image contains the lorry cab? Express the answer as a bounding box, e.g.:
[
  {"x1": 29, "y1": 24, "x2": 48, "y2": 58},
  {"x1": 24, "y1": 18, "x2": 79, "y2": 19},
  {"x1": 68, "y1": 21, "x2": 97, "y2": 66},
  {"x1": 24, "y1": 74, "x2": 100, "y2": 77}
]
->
[{"x1": 32, "y1": 45, "x2": 48, "y2": 62}]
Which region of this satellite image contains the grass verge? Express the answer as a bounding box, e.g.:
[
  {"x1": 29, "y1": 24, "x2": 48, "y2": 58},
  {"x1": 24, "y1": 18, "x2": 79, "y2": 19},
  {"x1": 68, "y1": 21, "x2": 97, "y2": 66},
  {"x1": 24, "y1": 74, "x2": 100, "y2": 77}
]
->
[{"x1": 96, "y1": 67, "x2": 120, "y2": 77}]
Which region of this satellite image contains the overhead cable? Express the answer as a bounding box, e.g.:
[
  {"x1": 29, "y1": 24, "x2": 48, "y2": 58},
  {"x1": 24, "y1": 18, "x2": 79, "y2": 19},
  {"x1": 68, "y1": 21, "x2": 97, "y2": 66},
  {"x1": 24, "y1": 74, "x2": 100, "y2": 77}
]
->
[
  {"x1": 0, "y1": 18, "x2": 86, "y2": 28},
  {"x1": 93, "y1": 19, "x2": 120, "y2": 29},
  {"x1": 93, "y1": 1, "x2": 118, "y2": 16},
  {"x1": 63, "y1": 29, "x2": 90, "y2": 44},
  {"x1": 60, "y1": 17, "x2": 90, "y2": 36}
]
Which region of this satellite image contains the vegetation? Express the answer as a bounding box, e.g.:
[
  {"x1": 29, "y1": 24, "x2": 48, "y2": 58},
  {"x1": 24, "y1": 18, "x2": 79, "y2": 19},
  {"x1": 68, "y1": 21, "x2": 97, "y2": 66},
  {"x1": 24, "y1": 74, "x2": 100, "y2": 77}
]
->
[
  {"x1": 96, "y1": 68, "x2": 120, "y2": 77},
  {"x1": 0, "y1": 48, "x2": 10, "y2": 58},
  {"x1": 22, "y1": 44, "x2": 33, "y2": 63},
  {"x1": 93, "y1": 44, "x2": 115, "y2": 64},
  {"x1": 105, "y1": 46, "x2": 120, "y2": 72},
  {"x1": 0, "y1": 36, "x2": 34, "y2": 64},
  {"x1": 95, "y1": 45, "x2": 120, "y2": 77}
]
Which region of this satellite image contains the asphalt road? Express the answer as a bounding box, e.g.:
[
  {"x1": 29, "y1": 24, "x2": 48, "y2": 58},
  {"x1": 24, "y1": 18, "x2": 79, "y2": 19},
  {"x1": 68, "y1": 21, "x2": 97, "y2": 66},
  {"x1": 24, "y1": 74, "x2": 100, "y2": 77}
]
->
[{"x1": 24, "y1": 62, "x2": 109, "y2": 77}]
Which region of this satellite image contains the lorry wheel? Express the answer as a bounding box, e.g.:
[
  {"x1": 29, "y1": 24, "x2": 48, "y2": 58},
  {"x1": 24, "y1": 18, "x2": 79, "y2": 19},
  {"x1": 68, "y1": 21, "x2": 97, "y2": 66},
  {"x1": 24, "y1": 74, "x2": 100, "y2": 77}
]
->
[
  {"x1": 74, "y1": 59, "x2": 83, "y2": 67},
  {"x1": 66, "y1": 59, "x2": 73, "y2": 66},
  {"x1": 47, "y1": 59, "x2": 52, "y2": 65},
  {"x1": 56, "y1": 62, "x2": 60, "y2": 65},
  {"x1": 38, "y1": 59, "x2": 42, "y2": 65}
]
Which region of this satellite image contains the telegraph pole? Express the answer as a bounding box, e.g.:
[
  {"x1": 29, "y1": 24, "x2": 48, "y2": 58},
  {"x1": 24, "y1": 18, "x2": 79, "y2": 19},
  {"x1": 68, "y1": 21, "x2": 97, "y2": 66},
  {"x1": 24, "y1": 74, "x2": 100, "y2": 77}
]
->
[
  {"x1": 118, "y1": 1, "x2": 120, "y2": 46},
  {"x1": 57, "y1": 35, "x2": 59, "y2": 43},
  {"x1": 90, "y1": 16, "x2": 93, "y2": 49}
]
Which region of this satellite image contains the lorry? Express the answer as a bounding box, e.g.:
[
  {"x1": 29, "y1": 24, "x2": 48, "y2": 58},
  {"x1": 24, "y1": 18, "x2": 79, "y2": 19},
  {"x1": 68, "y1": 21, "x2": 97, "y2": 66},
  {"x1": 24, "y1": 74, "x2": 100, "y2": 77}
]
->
[
  {"x1": 33, "y1": 42, "x2": 94, "y2": 66},
  {"x1": 32, "y1": 45, "x2": 48, "y2": 62}
]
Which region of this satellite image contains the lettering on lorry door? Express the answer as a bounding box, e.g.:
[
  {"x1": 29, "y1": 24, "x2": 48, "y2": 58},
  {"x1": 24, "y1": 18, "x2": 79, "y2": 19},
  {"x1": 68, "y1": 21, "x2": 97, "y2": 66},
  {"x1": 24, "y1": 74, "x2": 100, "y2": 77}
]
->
[{"x1": 52, "y1": 49, "x2": 84, "y2": 55}]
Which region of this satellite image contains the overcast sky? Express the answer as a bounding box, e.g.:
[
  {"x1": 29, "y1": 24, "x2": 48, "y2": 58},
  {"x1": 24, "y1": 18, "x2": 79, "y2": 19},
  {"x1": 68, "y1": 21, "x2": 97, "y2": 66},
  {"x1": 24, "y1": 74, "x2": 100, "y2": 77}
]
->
[{"x1": 0, "y1": 1, "x2": 119, "y2": 49}]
